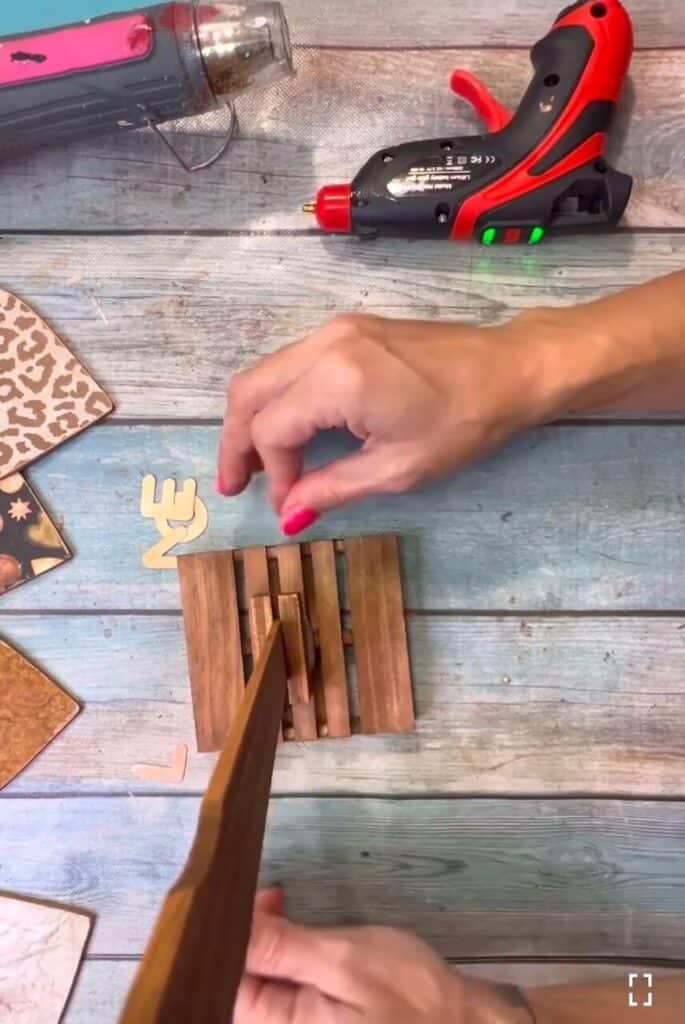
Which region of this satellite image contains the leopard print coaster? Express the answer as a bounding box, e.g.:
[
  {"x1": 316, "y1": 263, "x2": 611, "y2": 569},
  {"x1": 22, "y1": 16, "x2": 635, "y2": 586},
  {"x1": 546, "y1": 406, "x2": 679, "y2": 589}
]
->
[{"x1": 0, "y1": 288, "x2": 113, "y2": 479}]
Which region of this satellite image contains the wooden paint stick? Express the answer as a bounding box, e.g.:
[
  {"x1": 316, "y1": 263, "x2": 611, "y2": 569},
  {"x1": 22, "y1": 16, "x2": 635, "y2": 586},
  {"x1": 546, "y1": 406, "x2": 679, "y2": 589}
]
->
[
  {"x1": 277, "y1": 593, "x2": 311, "y2": 705},
  {"x1": 273, "y1": 545, "x2": 318, "y2": 741},
  {"x1": 120, "y1": 622, "x2": 287, "y2": 1024}
]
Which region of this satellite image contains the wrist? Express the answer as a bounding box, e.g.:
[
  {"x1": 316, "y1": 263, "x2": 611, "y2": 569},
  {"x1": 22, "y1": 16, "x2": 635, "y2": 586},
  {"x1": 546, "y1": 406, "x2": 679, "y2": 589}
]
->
[
  {"x1": 463, "y1": 978, "x2": 536, "y2": 1024},
  {"x1": 508, "y1": 291, "x2": 685, "y2": 421}
]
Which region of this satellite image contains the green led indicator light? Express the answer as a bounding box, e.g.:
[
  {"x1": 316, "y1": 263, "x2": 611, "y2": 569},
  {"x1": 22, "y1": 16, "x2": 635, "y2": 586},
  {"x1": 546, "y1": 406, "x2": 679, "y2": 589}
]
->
[
  {"x1": 481, "y1": 227, "x2": 497, "y2": 246},
  {"x1": 528, "y1": 226, "x2": 545, "y2": 245}
]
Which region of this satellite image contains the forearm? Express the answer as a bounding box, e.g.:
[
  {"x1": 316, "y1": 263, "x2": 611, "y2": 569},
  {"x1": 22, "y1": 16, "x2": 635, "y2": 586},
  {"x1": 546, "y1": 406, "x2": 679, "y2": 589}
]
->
[
  {"x1": 525, "y1": 976, "x2": 684, "y2": 1023},
  {"x1": 519, "y1": 269, "x2": 685, "y2": 419},
  {"x1": 466, "y1": 975, "x2": 684, "y2": 1024}
]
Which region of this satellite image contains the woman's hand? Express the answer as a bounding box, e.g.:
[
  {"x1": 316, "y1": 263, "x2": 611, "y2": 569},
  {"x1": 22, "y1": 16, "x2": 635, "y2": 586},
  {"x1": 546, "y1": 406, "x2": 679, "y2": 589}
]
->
[
  {"x1": 217, "y1": 311, "x2": 568, "y2": 534},
  {"x1": 218, "y1": 271, "x2": 685, "y2": 534},
  {"x1": 235, "y1": 890, "x2": 532, "y2": 1024}
]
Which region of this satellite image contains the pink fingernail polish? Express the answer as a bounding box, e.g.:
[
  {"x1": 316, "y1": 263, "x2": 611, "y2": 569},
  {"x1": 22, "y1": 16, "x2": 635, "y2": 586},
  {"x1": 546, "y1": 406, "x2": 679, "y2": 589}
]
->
[{"x1": 281, "y1": 507, "x2": 319, "y2": 537}]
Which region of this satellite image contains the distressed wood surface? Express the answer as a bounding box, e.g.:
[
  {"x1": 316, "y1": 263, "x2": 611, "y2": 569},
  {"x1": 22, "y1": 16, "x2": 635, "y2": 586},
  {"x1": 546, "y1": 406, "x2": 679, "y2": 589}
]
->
[
  {"x1": 64, "y1": 961, "x2": 685, "y2": 1024},
  {"x1": 3, "y1": 613, "x2": 685, "y2": 797},
  {"x1": 2, "y1": 0, "x2": 685, "y2": 989},
  {"x1": 0, "y1": 423, "x2": 682, "y2": 612},
  {"x1": 2, "y1": 48, "x2": 683, "y2": 232},
  {"x1": 0, "y1": 234, "x2": 681, "y2": 420},
  {"x1": 5, "y1": 0, "x2": 682, "y2": 48},
  {"x1": 1, "y1": 796, "x2": 684, "y2": 959},
  {"x1": 288, "y1": 0, "x2": 683, "y2": 48}
]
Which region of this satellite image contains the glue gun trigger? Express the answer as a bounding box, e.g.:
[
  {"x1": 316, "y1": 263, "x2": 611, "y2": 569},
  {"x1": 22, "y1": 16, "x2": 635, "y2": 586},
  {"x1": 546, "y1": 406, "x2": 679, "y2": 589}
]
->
[{"x1": 450, "y1": 69, "x2": 513, "y2": 133}]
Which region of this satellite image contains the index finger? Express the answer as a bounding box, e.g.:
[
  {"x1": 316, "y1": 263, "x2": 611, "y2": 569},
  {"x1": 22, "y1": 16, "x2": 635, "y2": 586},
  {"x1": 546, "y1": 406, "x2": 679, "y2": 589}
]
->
[{"x1": 217, "y1": 317, "x2": 354, "y2": 497}]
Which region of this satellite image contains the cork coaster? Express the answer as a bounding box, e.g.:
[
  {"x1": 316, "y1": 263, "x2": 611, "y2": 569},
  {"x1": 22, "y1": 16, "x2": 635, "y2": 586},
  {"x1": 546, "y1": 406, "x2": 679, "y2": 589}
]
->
[{"x1": 0, "y1": 640, "x2": 80, "y2": 789}]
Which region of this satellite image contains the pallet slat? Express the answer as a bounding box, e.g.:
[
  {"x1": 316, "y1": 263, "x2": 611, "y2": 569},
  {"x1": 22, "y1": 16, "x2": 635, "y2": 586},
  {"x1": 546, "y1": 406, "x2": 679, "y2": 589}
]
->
[
  {"x1": 178, "y1": 551, "x2": 244, "y2": 754},
  {"x1": 274, "y1": 545, "x2": 319, "y2": 741},
  {"x1": 277, "y1": 593, "x2": 311, "y2": 705},
  {"x1": 345, "y1": 536, "x2": 415, "y2": 735},
  {"x1": 310, "y1": 540, "x2": 351, "y2": 738}
]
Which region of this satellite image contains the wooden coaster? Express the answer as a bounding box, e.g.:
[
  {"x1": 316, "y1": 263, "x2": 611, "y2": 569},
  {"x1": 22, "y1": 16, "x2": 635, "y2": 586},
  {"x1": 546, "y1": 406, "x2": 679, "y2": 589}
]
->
[
  {"x1": 178, "y1": 534, "x2": 415, "y2": 752},
  {"x1": 0, "y1": 893, "x2": 91, "y2": 1024},
  {"x1": 0, "y1": 640, "x2": 80, "y2": 789}
]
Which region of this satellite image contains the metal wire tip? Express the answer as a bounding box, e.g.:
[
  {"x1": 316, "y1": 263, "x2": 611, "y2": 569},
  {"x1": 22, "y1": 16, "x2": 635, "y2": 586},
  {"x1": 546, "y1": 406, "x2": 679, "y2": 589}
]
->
[{"x1": 302, "y1": 202, "x2": 316, "y2": 214}]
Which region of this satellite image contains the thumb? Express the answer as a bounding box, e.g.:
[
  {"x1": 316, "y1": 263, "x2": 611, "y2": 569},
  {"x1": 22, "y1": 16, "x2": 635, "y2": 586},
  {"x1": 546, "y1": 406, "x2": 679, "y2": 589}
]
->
[
  {"x1": 254, "y1": 888, "x2": 286, "y2": 917},
  {"x1": 280, "y1": 443, "x2": 418, "y2": 534}
]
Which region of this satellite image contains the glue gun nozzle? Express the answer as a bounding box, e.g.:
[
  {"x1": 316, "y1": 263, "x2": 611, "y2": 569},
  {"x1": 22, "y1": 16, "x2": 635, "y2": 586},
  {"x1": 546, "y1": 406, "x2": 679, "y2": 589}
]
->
[{"x1": 302, "y1": 202, "x2": 316, "y2": 214}]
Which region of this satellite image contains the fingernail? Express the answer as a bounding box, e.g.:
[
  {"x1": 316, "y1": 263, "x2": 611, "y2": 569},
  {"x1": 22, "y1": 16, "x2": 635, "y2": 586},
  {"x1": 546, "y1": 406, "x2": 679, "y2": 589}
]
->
[
  {"x1": 215, "y1": 471, "x2": 228, "y2": 497},
  {"x1": 280, "y1": 507, "x2": 319, "y2": 537}
]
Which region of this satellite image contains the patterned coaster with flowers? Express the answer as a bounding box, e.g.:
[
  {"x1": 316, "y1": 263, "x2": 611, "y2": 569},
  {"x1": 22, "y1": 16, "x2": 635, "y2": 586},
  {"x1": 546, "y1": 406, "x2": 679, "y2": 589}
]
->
[{"x1": 0, "y1": 473, "x2": 71, "y2": 597}]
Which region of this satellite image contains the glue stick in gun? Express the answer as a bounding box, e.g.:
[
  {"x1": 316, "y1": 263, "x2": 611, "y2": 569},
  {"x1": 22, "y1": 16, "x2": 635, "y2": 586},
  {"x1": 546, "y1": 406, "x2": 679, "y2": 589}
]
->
[{"x1": 0, "y1": 2, "x2": 292, "y2": 167}]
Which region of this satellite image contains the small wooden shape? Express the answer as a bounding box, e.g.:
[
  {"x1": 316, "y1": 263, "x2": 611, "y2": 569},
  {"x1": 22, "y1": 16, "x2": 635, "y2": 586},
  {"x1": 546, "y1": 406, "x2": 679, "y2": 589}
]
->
[
  {"x1": 345, "y1": 535, "x2": 415, "y2": 734},
  {"x1": 310, "y1": 540, "x2": 350, "y2": 738},
  {"x1": 132, "y1": 744, "x2": 189, "y2": 785},
  {"x1": 274, "y1": 544, "x2": 318, "y2": 741},
  {"x1": 178, "y1": 551, "x2": 244, "y2": 753},
  {"x1": 141, "y1": 476, "x2": 198, "y2": 523},
  {"x1": 0, "y1": 640, "x2": 79, "y2": 789},
  {"x1": 249, "y1": 594, "x2": 274, "y2": 657},
  {"x1": 121, "y1": 622, "x2": 287, "y2": 1024},
  {"x1": 243, "y1": 545, "x2": 270, "y2": 598},
  {"x1": 141, "y1": 476, "x2": 209, "y2": 570},
  {"x1": 0, "y1": 894, "x2": 91, "y2": 1024},
  {"x1": 277, "y1": 593, "x2": 311, "y2": 704}
]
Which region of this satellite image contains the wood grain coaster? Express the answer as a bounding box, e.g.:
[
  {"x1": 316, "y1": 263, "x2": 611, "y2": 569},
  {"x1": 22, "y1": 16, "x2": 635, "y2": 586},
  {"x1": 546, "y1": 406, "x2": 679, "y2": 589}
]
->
[
  {"x1": 0, "y1": 639, "x2": 79, "y2": 789},
  {"x1": 0, "y1": 894, "x2": 91, "y2": 1024},
  {"x1": 178, "y1": 535, "x2": 415, "y2": 752}
]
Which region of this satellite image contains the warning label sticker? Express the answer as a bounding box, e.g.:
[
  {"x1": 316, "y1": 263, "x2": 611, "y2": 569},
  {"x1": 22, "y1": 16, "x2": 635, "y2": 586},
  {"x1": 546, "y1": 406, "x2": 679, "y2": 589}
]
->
[{"x1": 386, "y1": 153, "x2": 499, "y2": 197}]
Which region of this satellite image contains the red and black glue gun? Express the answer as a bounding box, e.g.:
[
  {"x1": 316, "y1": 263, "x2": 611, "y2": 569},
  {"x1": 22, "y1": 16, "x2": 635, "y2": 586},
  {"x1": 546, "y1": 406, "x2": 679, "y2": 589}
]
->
[{"x1": 304, "y1": 0, "x2": 634, "y2": 245}]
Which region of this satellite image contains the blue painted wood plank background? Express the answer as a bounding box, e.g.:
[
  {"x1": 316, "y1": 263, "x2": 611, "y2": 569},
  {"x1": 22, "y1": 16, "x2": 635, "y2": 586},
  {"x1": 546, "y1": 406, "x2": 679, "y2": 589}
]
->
[
  {"x1": 2, "y1": 423, "x2": 683, "y2": 612},
  {"x1": 2, "y1": 795, "x2": 684, "y2": 957}
]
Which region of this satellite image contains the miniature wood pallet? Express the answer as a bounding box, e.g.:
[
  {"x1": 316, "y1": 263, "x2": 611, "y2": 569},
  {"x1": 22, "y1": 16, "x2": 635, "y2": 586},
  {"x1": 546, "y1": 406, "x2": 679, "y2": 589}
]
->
[{"x1": 178, "y1": 534, "x2": 415, "y2": 752}]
